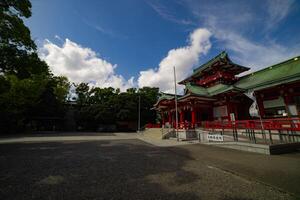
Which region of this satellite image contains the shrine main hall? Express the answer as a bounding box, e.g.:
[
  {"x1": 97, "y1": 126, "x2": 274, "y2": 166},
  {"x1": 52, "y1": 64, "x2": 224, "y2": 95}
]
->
[{"x1": 154, "y1": 51, "x2": 300, "y2": 129}]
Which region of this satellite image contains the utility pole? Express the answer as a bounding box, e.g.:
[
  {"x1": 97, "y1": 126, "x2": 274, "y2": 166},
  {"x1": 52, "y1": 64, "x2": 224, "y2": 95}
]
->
[
  {"x1": 138, "y1": 92, "x2": 141, "y2": 133},
  {"x1": 174, "y1": 66, "x2": 179, "y2": 141}
]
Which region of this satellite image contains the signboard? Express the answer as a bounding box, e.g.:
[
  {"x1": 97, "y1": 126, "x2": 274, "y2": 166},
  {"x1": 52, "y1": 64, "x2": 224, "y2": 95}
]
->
[{"x1": 207, "y1": 134, "x2": 224, "y2": 142}]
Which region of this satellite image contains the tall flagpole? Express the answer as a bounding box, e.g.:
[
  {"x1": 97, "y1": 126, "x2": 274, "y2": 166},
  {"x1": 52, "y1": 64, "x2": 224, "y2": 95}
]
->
[
  {"x1": 138, "y1": 90, "x2": 141, "y2": 133},
  {"x1": 174, "y1": 66, "x2": 179, "y2": 141}
]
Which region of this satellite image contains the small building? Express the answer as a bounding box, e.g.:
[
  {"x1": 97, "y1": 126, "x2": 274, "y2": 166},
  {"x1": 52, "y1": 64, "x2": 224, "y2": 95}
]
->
[{"x1": 154, "y1": 51, "x2": 300, "y2": 129}]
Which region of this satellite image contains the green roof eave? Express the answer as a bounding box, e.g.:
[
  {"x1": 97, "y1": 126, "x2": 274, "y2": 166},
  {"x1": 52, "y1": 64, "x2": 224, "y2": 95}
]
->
[
  {"x1": 242, "y1": 75, "x2": 300, "y2": 91},
  {"x1": 185, "y1": 82, "x2": 243, "y2": 97},
  {"x1": 154, "y1": 92, "x2": 176, "y2": 107},
  {"x1": 157, "y1": 93, "x2": 175, "y2": 101},
  {"x1": 193, "y1": 51, "x2": 227, "y2": 74},
  {"x1": 179, "y1": 51, "x2": 249, "y2": 84},
  {"x1": 185, "y1": 83, "x2": 209, "y2": 96},
  {"x1": 234, "y1": 56, "x2": 300, "y2": 91}
]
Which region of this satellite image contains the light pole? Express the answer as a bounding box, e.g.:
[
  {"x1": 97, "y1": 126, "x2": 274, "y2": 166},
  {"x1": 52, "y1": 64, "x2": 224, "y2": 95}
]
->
[
  {"x1": 174, "y1": 66, "x2": 179, "y2": 141},
  {"x1": 138, "y1": 91, "x2": 141, "y2": 133}
]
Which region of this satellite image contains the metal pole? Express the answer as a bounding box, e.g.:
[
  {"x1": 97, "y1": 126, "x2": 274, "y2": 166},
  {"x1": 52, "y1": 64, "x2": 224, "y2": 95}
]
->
[
  {"x1": 138, "y1": 93, "x2": 141, "y2": 133},
  {"x1": 254, "y1": 93, "x2": 266, "y2": 142},
  {"x1": 174, "y1": 66, "x2": 179, "y2": 141}
]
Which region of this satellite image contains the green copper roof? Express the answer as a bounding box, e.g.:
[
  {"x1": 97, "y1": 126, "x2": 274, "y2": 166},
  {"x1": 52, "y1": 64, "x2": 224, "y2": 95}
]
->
[
  {"x1": 157, "y1": 93, "x2": 175, "y2": 101},
  {"x1": 185, "y1": 83, "x2": 209, "y2": 96},
  {"x1": 235, "y1": 56, "x2": 300, "y2": 91},
  {"x1": 193, "y1": 51, "x2": 227, "y2": 74},
  {"x1": 155, "y1": 54, "x2": 300, "y2": 107},
  {"x1": 179, "y1": 51, "x2": 250, "y2": 84},
  {"x1": 185, "y1": 55, "x2": 300, "y2": 95},
  {"x1": 185, "y1": 83, "x2": 241, "y2": 97},
  {"x1": 207, "y1": 84, "x2": 234, "y2": 96}
]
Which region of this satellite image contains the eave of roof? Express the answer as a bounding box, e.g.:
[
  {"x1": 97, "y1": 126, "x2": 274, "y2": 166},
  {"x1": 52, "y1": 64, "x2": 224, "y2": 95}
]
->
[
  {"x1": 177, "y1": 93, "x2": 216, "y2": 101},
  {"x1": 153, "y1": 92, "x2": 181, "y2": 107},
  {"x1": 179, "y1": 51, "x2": 250, "y2": 84},
  {"x1": 154, "y1": 55, "x2": 300, "y2": 107},
  {"x1": 234, "y1": 56, "x2": 300, "y2": 91}
]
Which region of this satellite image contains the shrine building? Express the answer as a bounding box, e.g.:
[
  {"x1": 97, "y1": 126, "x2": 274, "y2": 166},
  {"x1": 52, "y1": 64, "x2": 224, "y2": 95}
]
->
[{"x1": 154, "y1": 51, "x2": 300, "y2": 129}]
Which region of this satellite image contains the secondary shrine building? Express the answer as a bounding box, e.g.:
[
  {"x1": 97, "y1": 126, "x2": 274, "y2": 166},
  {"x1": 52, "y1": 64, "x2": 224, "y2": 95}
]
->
[{"x1": 154, "y1": 51, "x2": 300, "y2": 129}]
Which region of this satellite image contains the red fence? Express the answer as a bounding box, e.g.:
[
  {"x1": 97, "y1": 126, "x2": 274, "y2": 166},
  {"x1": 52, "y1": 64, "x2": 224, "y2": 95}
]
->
[
  {"x1": 145, "y1": 123, "x2": 161, "y2": 128},
  {"x1": 147, "y1": 118, "x2": 300, "y2": 131},
  {"x1": 204, "y1": 118, "x2": 300, "y2": 131}
]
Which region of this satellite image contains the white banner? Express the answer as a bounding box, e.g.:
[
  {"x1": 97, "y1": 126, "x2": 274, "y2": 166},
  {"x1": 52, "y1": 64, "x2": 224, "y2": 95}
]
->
[{"x1": 244, "y1": 91, "x2": 260, "y2": 117}]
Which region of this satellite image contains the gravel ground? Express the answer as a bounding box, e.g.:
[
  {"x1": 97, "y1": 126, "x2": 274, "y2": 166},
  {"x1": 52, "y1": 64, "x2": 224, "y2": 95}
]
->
[{"x1": 0, "y1": 139, "x2": 296, "y2": 200}]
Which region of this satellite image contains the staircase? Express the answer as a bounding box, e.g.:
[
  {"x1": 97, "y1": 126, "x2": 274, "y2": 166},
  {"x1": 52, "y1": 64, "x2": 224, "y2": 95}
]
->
[
  {"x1": 138, "y1": 128, "x2": 175, "y2": 139},
  {"x1": 139, "y1": 128, "x2": 163, "y2": 140}
]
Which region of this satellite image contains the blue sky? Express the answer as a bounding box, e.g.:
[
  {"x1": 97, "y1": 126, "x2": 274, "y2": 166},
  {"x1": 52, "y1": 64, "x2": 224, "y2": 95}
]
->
[{"x1": 26, "y1": 0, "x2": 300, "y2": 92}]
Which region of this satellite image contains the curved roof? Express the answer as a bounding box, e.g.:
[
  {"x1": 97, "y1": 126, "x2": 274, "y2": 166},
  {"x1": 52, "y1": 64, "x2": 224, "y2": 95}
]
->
[
  {"x1": 179, "y1": 51, "x2": 250, "y2": 84},
  {"x1": 235, "y1": 56, "x2": 300, "y2": 91},
  {"x1": 154, "y1": 54, "x2": 300, "y2": 108}
]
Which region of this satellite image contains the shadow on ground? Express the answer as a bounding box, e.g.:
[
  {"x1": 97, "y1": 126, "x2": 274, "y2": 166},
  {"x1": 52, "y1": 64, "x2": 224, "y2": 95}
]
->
[{"x1": 0, "y1": 140, "x2": 200, "y2": 200}]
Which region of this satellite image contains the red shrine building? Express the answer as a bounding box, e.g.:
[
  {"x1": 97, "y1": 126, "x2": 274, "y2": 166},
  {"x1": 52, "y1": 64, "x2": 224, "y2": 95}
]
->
[{"x1": 154, "y1": 51, "x2": 300, "y2": 129}]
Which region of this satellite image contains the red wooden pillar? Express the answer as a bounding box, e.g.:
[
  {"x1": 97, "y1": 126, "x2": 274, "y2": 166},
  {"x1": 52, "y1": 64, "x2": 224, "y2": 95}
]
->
[
  {"x1": 226, "y1": 102, "x2": 232, "y2": 121},
  {"x1": 180, "y1": 110, "x2": 184, "y2": 128},
  {"x1": 161, "y1": 112, "x2": 165, "y2": 125},
  {"x1": 191, "y1": 109, "x2": 196, "y2": 127},
  {"x1": 197, "y1": 108, "x2": 202, "y2": 126},
  {"x1": 168, "y1": 111, "x2": 172, "y2": 125}
]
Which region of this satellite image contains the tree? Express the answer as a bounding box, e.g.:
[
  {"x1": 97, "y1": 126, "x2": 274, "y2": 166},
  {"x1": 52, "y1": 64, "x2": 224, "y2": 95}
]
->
[
  {"x1": 75, "y1": 83, "x2": 90, "y2": 106},
  {"x1": 0, "y1": 1, "x2": 70, "y2": 133},
  {"x1": 52, "y1": 76, "x2": 71, "y2": 103},
  {"x1": 0, "y1": 0, "x2": 50, "y2": 78},
  {"x1": 0, "y1": 74, "x2": 48, "y2": 132},
  {"x1": 73, "y1": 85, "x2": 159, "y2": 131}
]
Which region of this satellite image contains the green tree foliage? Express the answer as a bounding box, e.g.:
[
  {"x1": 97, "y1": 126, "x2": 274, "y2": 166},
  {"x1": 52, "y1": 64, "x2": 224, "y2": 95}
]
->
[
  {"x1": 0, "y1": 0, "x2": 50, "y2": 78},
  {"x1": 52, "y1": 76, "x2": 71, "y2": 103},
  {"x1": 75, "y1": 83, "x2": 90, "y2": 106},
  {"x1": 74, "y1": 85, "x2": 159, "y2": 131},
  {"x1": 0, "y1": 0, "x2": 70, "y2": 133},
  {"x1": 0, "y1": 0, "x2": 158, "y2": 133}
]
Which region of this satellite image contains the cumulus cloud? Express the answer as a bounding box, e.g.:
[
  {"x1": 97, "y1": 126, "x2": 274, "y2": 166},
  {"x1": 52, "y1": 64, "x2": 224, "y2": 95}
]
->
[
  {"x1": 138, "y1": 28, "x2": 211, "y2": 93},
  {"x1": 39, "y1": 38, "x2": 134, "y2": 91}
]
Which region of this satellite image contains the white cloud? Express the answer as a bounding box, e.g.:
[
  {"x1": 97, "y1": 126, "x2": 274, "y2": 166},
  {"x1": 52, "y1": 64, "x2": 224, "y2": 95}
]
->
[
  {"x1": 266, "y1": 0, "x2": 295, "y2": 30},
  {"x1": 39, "y1": 38, "x2": 134, "y2": 91},
  {"x1": 138, "y1": 28, "x2": 211, "y2": 93},
  {"x1": 146, "y1": 0, "x2": 195, "y2": 26},
  {"x1": 213, "y1": 30, "x2": 299, "y2": 72},
  {"x1": 185, "y1": 0, "x2": 300, "y2": 72}
]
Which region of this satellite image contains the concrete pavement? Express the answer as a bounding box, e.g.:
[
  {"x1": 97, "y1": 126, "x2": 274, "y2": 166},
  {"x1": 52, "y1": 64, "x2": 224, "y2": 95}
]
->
[{"x1": 0, "y1": 132, "x2": 299, "y2": 198}]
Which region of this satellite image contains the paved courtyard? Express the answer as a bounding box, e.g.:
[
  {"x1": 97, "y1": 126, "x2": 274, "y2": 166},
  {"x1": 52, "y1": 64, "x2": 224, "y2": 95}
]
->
[{"x1": 0, "y1": 133, "x2": 299, "y2": 200}]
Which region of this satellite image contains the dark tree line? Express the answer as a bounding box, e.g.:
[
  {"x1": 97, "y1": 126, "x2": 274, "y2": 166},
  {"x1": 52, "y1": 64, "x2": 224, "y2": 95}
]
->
[
  {"x1": 73, "y1": 84, "x2": 159, "y2": 131},
  {"x1": 0, "y1": 0, "x2": 159, "y2": 133}
]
